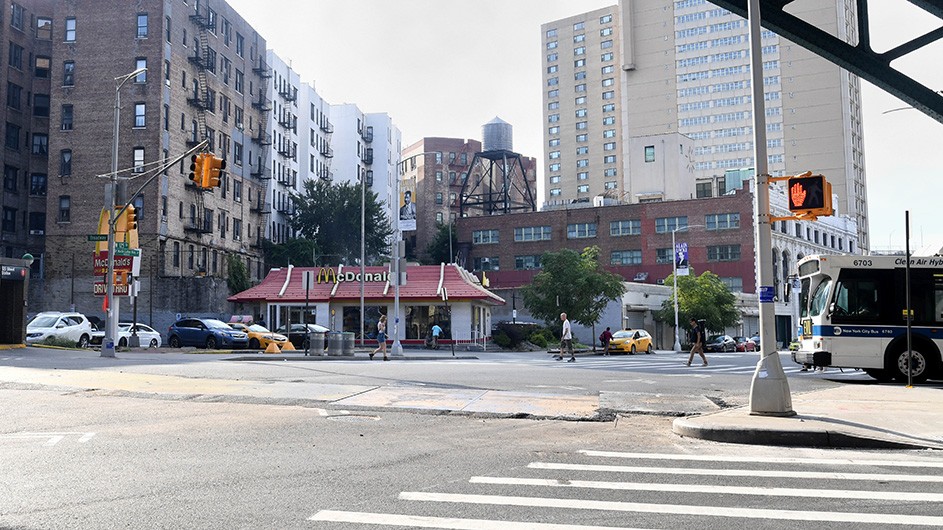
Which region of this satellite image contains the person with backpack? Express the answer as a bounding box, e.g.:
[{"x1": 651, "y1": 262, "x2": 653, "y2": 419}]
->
[
  {"x1": 599, "y1": 327, "x2": 613, "y2": 356},
  {"x1": 687, "y1": 317, "x2": 708, "y2": 367}
]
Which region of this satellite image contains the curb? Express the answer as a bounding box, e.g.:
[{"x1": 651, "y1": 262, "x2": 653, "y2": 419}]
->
[{"x1": 225, "y1": 354, "x2": 479, "y2": 362}]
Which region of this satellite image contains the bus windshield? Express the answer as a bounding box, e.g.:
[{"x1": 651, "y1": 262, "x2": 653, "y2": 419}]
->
[
  {"x1": 809, "y1": 275, "x2": 832, "y2": 317},
  {"x1": 800, "y1": 278, "x2": 811, "y2": 318}
]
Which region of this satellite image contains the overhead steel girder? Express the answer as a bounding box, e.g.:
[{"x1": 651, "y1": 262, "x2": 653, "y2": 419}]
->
[{"x1": 710, "y1": 0, "x2": 943, "y2": 124}]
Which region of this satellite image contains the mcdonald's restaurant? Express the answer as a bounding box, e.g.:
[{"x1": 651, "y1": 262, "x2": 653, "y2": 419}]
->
[{"x1": 227, "y1": 263, "x2": 505, "y2": 346}]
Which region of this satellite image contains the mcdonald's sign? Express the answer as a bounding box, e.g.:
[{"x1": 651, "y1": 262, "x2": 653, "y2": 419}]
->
[{"x1": 315, "y1": 267, "x2": 391, "y2": 284}]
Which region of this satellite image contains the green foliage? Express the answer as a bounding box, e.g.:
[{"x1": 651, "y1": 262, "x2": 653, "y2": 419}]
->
[
  {"x1": 290, "y1": 179, "x2": 393, "y2": 265},
  {"x1": 261, "y1": 238, "x2": 317, "y2": 268},
  {"x1": 423, "y1": 222, "x2": 457, "y2": 265},
  {"x1": 521, "y1": 246, "x2": 626, "y2": 328},
  {"x1": 527, "y1": 331, "x2": 549, "y2": 348},
  {"x1": 227, "y1": 254, "x2": 252, "y2": 295},
  {"x1": 655, "y1": 270, "x2": 739, "y2": 332},
  {"x1": 492, "y1": 331, "x2": 512, "y2": 348},
  {"x1": 40, "y1": 336, "x2": 79, "y2": 348}
]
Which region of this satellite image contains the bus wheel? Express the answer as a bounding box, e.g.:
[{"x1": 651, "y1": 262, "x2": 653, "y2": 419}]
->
[
  {"x1": 863, "y1": 368, "x2": 893, "y2": 383},
  {"x1": 887, "y1": 348, "x2": 930, "y2": 383}
]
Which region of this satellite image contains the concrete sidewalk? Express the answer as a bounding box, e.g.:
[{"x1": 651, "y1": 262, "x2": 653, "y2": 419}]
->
[{"x1": 673, "y1": 384, "x2": 943, "y2": 450}]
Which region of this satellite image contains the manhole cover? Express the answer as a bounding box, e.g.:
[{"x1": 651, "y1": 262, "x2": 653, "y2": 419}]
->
[{"x1": 326, "y1": 414, "x2": 380, "y2": 423}]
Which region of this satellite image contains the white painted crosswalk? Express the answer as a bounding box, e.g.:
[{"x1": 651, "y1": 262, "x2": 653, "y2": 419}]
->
[{"x1": 309, "y1": 449, "x2": 943, "y2": 528}]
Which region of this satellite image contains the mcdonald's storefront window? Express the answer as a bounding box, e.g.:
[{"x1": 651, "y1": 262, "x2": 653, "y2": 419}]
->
[
  {"x1": 405, "y1": 305, "x2": 451, "y2": 340},
  {"x1": 342, "y1": 305, "x2": 385, "y2": 339}
]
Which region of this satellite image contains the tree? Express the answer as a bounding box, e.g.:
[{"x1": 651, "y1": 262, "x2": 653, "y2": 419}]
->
[
  {"x1": 521, "y1": 247, "x2": 626, "y2": 341},
  {"x1": 655, "y1": 270, "x2": 739, "y2": 335},
  {"x1": 261, "y1": 238, "x2": 317, "y2": 268},
  {"x1": 289, "y1": 179, "x2": 393, "y2": 265},
  {"x1": 423, "y1": 222, "x2": 457, "y2": 265},
  {"x1": 226, "y1": 253, "x2": 251, "y2": 295}
]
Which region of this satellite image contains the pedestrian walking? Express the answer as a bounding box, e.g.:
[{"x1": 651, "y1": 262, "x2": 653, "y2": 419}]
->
[
  {"x1": 370, "y1": 315, "x2": 388, "y2": 361},
  {"x1": 554, "y1": 312, "x2": 576, "y2": 362},
  {"x1": 599, "y1": 327, "x2": 613, "y2": 356},
  {"x1": 687, "y1": 317, "x2": 708, "y2": 366}
]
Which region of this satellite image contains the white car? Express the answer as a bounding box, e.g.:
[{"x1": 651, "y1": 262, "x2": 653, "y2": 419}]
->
[
  {"x1": 26, "y1": 312, "x2": 94, "y2": 347},
  {"x1": 90, "y1": 323, "x2": 162, "y2": 348}
]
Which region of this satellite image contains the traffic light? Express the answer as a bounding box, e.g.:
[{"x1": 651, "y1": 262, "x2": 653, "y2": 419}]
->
[
  {"x1": 202, "y1": 155, "x2": 226, "y2": 189},
  {"x1": 113, "y1": 206, "x2": 127, "y2": 234},
  {"x1": 125, "y1": 205, "x2": 138, "y2": 231},
  {"x1": 189, "y1": 154, "x2": 206, "y2": 187},
  {"x1": 787, "y1": 174, "x2": 833, "y2": 218}
]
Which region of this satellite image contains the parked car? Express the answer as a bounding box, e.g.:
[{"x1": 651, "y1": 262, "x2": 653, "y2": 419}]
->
[
  {"x1": 26, "y1": 312, "x2": 93, "y2": 347},
  {"x1": 167, "y1": 318, "x2": 248, "y2": 349},
  {"x1": 705, "y1": 334, "x2": 737, "y2": 352},
  {"x1": 733, "y1": 336, "x2": 756, "y2": 352},
  {"x1": 229, "y1": 322, "x2": 289, "y2": 350},
  {"x1": 607, "y1": 329, "x2": 654, "y2": 354},
  {"x1": 275, "y1": 323, "x2": 330, "y2": 350},
  {"x1": 750, "y1": 334, "x2": 761, "y2": 350},
  {"x1": 90, "y1": 323, "x2": 162, "y2": 348}
]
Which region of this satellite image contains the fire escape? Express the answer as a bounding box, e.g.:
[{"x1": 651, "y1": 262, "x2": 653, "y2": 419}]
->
[
  {"x1": 318, "y1": 111, "x2": 335, "y2": 182},
  {"x1": 184, "y1": 4, "x2": 216, "y2": 236},
  {"x1": 249, "y1": 51, "x2": 273, "y2": 247}
]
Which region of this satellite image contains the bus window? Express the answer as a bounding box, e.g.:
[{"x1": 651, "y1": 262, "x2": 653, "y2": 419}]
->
[
  {"x1": 800, "y1": 278, "x2": 811, "y2": 318},
  {"x1": 809, "y1": 275, "x2": 831, "y2": 317},
  {"x1": 832, "y1": 279, "x2": 879, "y2": 321}
]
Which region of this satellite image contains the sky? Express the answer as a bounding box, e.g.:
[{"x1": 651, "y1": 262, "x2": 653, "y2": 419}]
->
[{"x1": 227, "y1": 0, "x2": 943, "y2": 253}]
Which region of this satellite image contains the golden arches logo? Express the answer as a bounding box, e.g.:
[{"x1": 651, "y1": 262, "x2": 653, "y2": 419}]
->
[{"x1": 316, "y1": 267, "x2": 338, "y2": 284}]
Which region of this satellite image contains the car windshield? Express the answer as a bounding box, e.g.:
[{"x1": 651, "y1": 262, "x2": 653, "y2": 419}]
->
[
  {"x1": 248, "y1": 324, "x2": 270, "y2": 333},
  {"x1": 205, "y1": 319, "x2": 232, "y2": 329},
  {"x1": 708, "y1": 335, "x2": 726, "y2": 342},
  {"x1": 612, "y1": 331, "x2": 633, "y2": 338},
  {"x1": 29, "y1": 315, "x2": 60, "y2": 328}
]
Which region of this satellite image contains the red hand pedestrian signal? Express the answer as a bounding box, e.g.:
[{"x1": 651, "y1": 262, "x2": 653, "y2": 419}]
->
[
  {"x1": 790, "y1": 182, "x2": 807, "y2": 208},
  {"x1": 787, "y1": 174, "x2": 833, "y2": 219}
]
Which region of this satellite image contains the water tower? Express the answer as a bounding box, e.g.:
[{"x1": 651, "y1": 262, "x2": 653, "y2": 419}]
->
[{"x1": 459, "y1": 117, "x2": 536, "y2": 216}]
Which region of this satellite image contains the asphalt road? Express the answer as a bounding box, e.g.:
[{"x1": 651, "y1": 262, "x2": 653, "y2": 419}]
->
[{"x1": 2, "y1": 346, "x2": 941, "y2": 528}]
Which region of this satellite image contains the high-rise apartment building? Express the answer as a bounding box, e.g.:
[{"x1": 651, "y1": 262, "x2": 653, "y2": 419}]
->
[
  {"x1": 266, "y1": 50, "x2": 300, "y2": 245},
  {"x1": 541, "y1": 0, "x2": 869, "y2": 250},
  {"x1": 42, "y1": 0, "x2": 271, "y2": 327}
]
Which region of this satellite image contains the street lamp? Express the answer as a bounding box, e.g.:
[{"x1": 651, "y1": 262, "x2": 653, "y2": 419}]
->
[
  {"x1": 102, "y1": 66, "x2": 146, "y2": 359},
  {"x1": 360, "y1": 169, "x2": 366, "y2": 348},
  {"x1": 671, "y1": 224, "x2": 704, "y2": 351}
]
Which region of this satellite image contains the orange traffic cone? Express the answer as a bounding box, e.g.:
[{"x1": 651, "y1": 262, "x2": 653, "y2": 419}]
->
[
  {"x1": 280, "y1": 341, "x2": 295, "y2": 352},
  {"x1": 264, "y1": 342, "x2": 280, "y2": 354}
]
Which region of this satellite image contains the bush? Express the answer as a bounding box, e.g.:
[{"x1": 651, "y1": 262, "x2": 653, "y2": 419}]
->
[
  {"x1": 40, "y1": 336, "x2": 79, "y2": 348},
  {"x1": 492, "y1": 331, "x2": 512, "y2": 348},
  {"x1": 528, "y1": 332, "x2": 548, "y2": 348}
]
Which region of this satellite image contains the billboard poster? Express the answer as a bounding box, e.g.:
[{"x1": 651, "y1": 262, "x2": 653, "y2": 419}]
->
[
  {"x1": 399, "y1": 187, "x2": 417, "y2": 232},
  {"x1": 675, "y1": 242, "x2": 690, "y2": 276}
]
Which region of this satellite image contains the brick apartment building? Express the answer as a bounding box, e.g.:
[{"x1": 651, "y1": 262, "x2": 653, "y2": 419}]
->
[
  {"x1": 456, "y1": 187, "x2": 756, "y2": 293},
  {"x1": 39, "y1": 0, "x2": 270, "y2": 330}
]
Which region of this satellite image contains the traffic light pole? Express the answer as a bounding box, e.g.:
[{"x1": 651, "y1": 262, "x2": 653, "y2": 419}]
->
[{"x1": 747, "y1": 0, "x2": 794, "y2": 416}]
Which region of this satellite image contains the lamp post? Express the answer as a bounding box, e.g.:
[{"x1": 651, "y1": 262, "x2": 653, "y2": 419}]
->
[
  {"x1": 671, "y1": 224, "x2": 704, "y2": 351},
  {"x1": 102, "y1": 67, "x2": 147, "y2": 359},
  {"x1": 360, "y1": 169, "x2": 366, "y2": 348}
]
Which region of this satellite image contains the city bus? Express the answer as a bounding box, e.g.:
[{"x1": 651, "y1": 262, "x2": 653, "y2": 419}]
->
[{"x1": 794, "y1": 253, "x2": 943, "y2": 383}]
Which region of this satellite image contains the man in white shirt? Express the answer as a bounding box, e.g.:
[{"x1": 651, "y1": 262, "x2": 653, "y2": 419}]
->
[{"x1": 554, "y1": 312, "x2": 575, "y2": 362}]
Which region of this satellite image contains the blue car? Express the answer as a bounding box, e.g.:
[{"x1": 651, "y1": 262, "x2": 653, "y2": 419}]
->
[{"x1": 167, "y1": 318, "x2": 248, "y2": 349}]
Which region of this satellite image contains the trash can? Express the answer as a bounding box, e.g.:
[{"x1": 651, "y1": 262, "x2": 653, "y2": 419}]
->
[
  {"x1": 307, "y1": 332, "x2": 326, "y2": 356},
  {"x1": 326, "y1": 331, "x2": 344, "y2": 356},
  {"x1": 342, "y1": 332, "x2": 355, "y2": 356}
]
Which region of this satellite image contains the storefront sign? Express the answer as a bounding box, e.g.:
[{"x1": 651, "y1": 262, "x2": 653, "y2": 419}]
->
[{"x1": 316, "y1": 267, "x2": 390, "y2": 284}]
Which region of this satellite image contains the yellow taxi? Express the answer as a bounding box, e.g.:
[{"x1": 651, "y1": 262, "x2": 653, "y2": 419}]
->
[
  {"x1": 607, "y1": 329, "x2": 654, "y2": 355},
  {"x1": 229, "y1": 322, "x2": 289, "y2": 350}
]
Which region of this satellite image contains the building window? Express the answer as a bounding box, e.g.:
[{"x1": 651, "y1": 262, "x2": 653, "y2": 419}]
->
[
  {"x1": 696, "y1": 182, "x2": 712, "y2": 198},
  {"x1": 31, "y1": 133, "x2": 48, "y2": 155},
  {"x1": 2, "y1": 207, "x2": 16, "y2": 233},
  {"x1": 233, "y1": 219, "x2": 242, "y2": 241},
  {"x1": 63, "y1": 61, "x2": 75, "y2": 86},
  {"x1": 601, "y1": 14, "x2": 613, "y2": 24},
  {"x1": 58, "y1": 195, "x2": 71, "y2": 222},
  {"x1": 721, "y1": 277, "x2": 744, "y2": 292},
  {"x1": 3, "y1": 166, "x2": 16, "y2": 191},
  {"x1": 65, "y1": 17, "x2": 76, "y2": 42},
  {"x1": 473, "y1": 257, "x2": 499, "y2": 271},
  {"x1": 36, "y1": 17, "x2": 52, "y2": 39},
  {"x1": 61, "y1": 105, "x2": 73, "y2": 130},
  {"x1": 577, "y1": 184, "x2": 590, "y2": 193},
  {"x1": 706, "y1": 212, "x2": 740, "y2": 230},
  {"x1": 602, "y1": 90, "x2": 615, "y2": 100},
  {"x1": 134, "y1": 103, "x2": 146, "y2": 127},
  {"x1": 6, "y1": 83, "x2": 22, "y2": 109},
  {"x1": 57, "y1": 149, "x2": 72, "y2": 176},
  {"x1": 5, "y1": 123, "x2": 20, "y2": 150},
  {"x1": 708, "y1": 245, "x2": 741, "y2": 262},
  {"x1": 435, "y1": 192, "x2": 443, "y2": 205},
  {"x1": 472, "y1": 229, "x2": 499, "y2": 244},
  {"x1": 137, "y1": 13, "x2": 148, "y2": 38},
  {"x1": 514, "y1": 226, "x2": 552, "y2": 242},
  {"x1": 573, "y1": 21, "x2": 584, "y2": 30},
  {"x1": 610, "y1": 219, "x2": 641, "y2": 236},
  {"x1": 515, "y1": 255, "x2": 541, "y2": 270},
  {"x1": 655, "y1": 248, "x2": 672, "y2": 264},
  {"x1": 30, "y1": 173, "x2": 47, "y2": 196},
  {"x1": 644, "y1": 145, "x2": 655, "y2": 163},
  {"x1": 601, "y1": 39, "x2": 613, "y2": 49},
  {"x1": 577, "y1": 172, "x2": 588, "y2": 180},
  {"x1": 604, "y1": 155, "x2": 617, "y2": 164},
  {"x1": 567, "y1": 223, "x2": 597, "y2": 239},
  {"x1": 549, "y1": 188, "x2": 561, "y2": 196},
  {"x1": 33, "y1": 94, "x2": 50, "y2": 117},
  {"x1": 35, "y1": 56, "x2": 51, "y2": 78},
  {"x1": 133, "y1": 148, "x2": 145, "y2": 173},
  {"x1": 655, "y1": 216, "x2": 688, "y2": 234},
  {"x1": 134, "y1": 58, "x2": 147, "y2": 82},
  {"x1": 603, "y1": 129, "x2": 616, "y2": 138},
  {"x1": 8, "y1": 43, "x2": 23, "y2": 69},
  {"x1": 611, "y1": 250, "x2": 642, "y2": 265}
]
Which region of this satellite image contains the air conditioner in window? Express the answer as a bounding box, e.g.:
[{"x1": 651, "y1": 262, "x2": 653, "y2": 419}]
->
[
  {"x1": 656, "y1": 279, "x2": 665, "y2": 285},
  {"x1": 633, "y1": 272, "x2": 649, "y2": 282},
  {"x1": 29, "y1": 229, "x2": 44, "y2": 235}
]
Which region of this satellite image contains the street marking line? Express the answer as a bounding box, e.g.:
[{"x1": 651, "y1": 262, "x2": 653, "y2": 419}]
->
[
  {"x1": 400, "y1": 491, "x2": 943, "y2": 526},
  {"x1": 308, "y1": 509, "x2": 654, "y2": 529},
  {"x1": 578, "y1": 451, "x2": 943, "y2": 469},
  {"x1": 0, "y1": 432, "x2": 97, "y2": 446},
  {"x1": 529, "y1": 463, "x2": 943, "y2": 482},
  {"x1": 469, "y1": 476, "x2": 943, "y2": 502},
  {"x1": 43, "y1": 435, "x2": 64, "y2": 447},
  {"x1": 77, "y1": 432, "x2": 96, "y2": 443}
]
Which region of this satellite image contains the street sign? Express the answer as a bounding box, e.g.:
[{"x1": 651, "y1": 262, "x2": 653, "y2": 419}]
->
[
  {"x1": 93, "y1": 251, "x2": 133, "y2": 275},
  {"x1": 115, "y1": 248, "x2": 140, "y2": 257},
  {"x1": 93, "y1": 282, "x2": 130, "y2": 296},
  {"x1": 116, "y1": 242, "x2": 129, "y2": 250},
  {"x1": 87, "y1": 234, "x2": 108, "y2": 242},
  {"x1": 759, "y1": 286, "x2": 775, "y2": 303},
  {"x1": 1, "y1": 265, "x2": 27, "y2": 280}
]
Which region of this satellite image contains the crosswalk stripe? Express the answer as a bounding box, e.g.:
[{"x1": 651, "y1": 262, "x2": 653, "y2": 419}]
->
[
  {"x1": 400, "y1": 491, "x2": 943, "y2": 526},
  {"x1": 308, "y1": 509, "x2": 655, "y2": 529},
  {"x1": 469, "y1": 476, "x2": 943, "y2": 502},
  {"x1": 529, "y1": 462, "x2": 943, "y2": 482},
  {"x1": 578, "y1": 450, "x2": 943, "y2": 469}
]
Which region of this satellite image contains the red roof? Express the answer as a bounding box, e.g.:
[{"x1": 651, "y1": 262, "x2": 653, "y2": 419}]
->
[{"x1": 228, "y1": 264, "x2": 505, "y2": 305}]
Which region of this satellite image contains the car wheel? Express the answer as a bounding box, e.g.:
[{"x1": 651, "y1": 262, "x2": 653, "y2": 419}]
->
[
  {"x1": 118, "y1": 337, "x2": 128, "y2": 348},
  {"x1": 630, "y1": 345, "x2": 636, "y2": 355},
  {"x1": 149, "y1": 338, "x2": 159, "y2": 348},
  {"x1": 206, "y1": 336, "x2": 218, "y2": 350},
  {"x1": 647, "y1": 344, "x2": 653, "y2": 354},
  {"x1": 249, "y1": 338, "x2": 260, "y2": 350},
  {"x1": 169, "y1": 336, "x2": 181, "y2": 348},
  {"x1": 77, "y1": 334, "x2": 90, "y2": 348}
]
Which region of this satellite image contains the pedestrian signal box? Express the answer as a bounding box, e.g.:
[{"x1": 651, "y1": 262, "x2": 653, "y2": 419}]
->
[{"x1": 787, "y1": 174, "x2": 833, "y2": 219}]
